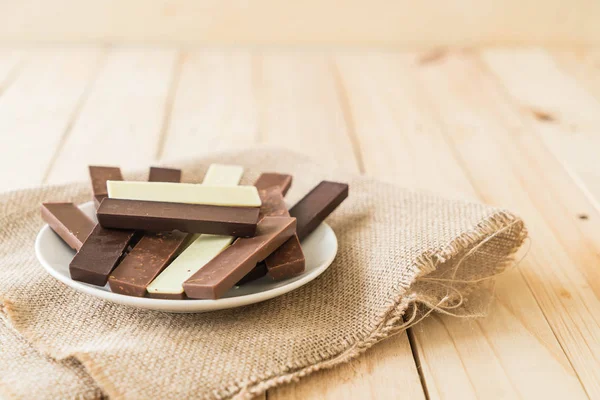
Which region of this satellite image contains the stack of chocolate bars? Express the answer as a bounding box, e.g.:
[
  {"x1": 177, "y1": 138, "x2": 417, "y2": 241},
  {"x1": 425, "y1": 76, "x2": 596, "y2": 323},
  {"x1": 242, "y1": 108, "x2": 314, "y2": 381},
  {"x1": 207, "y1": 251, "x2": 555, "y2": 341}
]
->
[{"x1": 41, "y1": 164, "x2": 348, "y2": 300}]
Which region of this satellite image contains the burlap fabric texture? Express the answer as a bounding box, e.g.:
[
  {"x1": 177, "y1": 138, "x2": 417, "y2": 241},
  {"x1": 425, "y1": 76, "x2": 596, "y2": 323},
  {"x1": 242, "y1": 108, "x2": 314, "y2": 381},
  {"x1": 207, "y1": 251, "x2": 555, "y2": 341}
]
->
[{"x1": 0, "y1": 148, "x2": 527, "y2": 399}]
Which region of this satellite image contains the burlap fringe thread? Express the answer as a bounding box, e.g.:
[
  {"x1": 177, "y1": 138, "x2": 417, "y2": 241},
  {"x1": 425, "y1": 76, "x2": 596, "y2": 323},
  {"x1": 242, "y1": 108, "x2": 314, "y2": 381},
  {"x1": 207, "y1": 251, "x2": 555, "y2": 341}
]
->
[{"x1": 234, "y1": 212, "x2": 527, "y2": 399}]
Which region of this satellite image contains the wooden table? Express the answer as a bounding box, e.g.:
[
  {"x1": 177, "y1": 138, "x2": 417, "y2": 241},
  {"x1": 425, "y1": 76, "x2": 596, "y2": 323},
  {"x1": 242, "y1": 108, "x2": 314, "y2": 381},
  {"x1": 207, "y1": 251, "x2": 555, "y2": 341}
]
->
[{"x1": 2, "y1": 46, "x2": 599, "y2": 399}]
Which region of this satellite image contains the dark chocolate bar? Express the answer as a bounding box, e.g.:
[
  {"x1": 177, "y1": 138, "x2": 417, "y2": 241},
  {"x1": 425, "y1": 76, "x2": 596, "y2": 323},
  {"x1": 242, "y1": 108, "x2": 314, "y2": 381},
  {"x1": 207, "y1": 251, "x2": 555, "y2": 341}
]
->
[
  {"x1": 290, "y1": 181, "x2": 348, "y2": 241},
  {"x1": 149, "y1": 166, "x2": 181, "y2": 183},
  {"x1": 108, "y1": 231, "x2": 188, "y2": 297},
  {"x1": 237, "y1": 174, "x2": 301, "y2": 284},
  {"x1": 254, "y1": 173, "x2": 292, "y2": 196},
  {"x1": 235, "y1": 262, "x2": 268, "y2": 285},
  {"x1": 89, "y1": 166, "x2": 123, "y2": 208},
  {"x1": 257, "y1": 187, "x2": 305, "y2": 280},
  {"x1": 69, "y1": 224, "x2": 135, "y2": 286},
  {"x1": 41, "y1": 203, "x2": 95, "y2": 251},
  {"x1": 183, "y1": 217, "x2": 296, "y2": 299},
  {"x1": 97, "y1": 199, "x2": 259, "y2": 236}
]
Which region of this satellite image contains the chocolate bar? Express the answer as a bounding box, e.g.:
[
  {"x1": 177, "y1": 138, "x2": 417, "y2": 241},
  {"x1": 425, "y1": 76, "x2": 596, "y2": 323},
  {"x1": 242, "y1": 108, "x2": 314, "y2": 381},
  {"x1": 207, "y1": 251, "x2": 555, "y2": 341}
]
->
[
  {"x1": 69, "y1": 225, "x2": 135, "y2": 286},
  {"x1": 97, "y1": 199, "x2": 259, "y2": 236},
  {"x1": 107, "y1": 181, "x2": 262, "y2": 207},
  {"x1": 257, "y1": 186, "x2": 305, "y2": 280},
  {"x1": 257, "y1": 187, "x2": 290, "y2": 219},
  {"x1": 149, "y1": 167, "x2": 181, "y2": 183},
  {"x1": 236, "y1": 174, "x2": 296, "y2": 284},
  {"x1": 89, "y1": 166, "x2": 123, "y2": 208},
  {"x1": 146, "y1": 164, "x2": 244, "y2": 299},
  {"x1": 239, "y1": 180, "x2": 348, "y2": 284},
  {"x1": 183, "y1": 217, "x2": 296, "y2": 299},
  {"x1": 254, "y1": 173, "x2": 293, "y2": 196},
  {"x1": 236, "y1": 262, "x2": 268, "y2": 285},
  {"x1": 41, "y1": 203, "x2": 95, "y2": 251},
  {"x1": 147, "y1": 234, "x2": 234, "y2": 299},
  {"x1": 107, "y1": 167, "x2": 185, "y2": 296},
  {"x1": 290, "y1": 181, "x2": 349, "y2": 241},
  {"x1": 203, "y1": 164, "x2": 244, "y2": 185},
  {"x1": 108, "y1": 231, "x2": 188, "y2": 297}
]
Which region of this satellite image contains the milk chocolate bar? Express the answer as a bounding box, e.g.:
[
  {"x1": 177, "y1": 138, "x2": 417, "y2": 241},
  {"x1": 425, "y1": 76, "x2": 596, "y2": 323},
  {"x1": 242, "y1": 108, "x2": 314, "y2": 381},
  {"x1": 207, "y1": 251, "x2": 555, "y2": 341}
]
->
[
  {"x1": 41, "y1": 203, "x2": 95, "y2": 251},
  {"x1": 149, "y1": 167, "x2": 181, "y2": 183},
  {"x1": 245, "y1": 180, "x2": 347, "y2": 282},
  {"x1": 146, "y1": 164, "x2": 244, "y2": 299},
  {"x1": 108, "y1": 166, "x2": 186, "y2": 297},
  {"x1": 69, "y1": 225, "x2": 135, "y2": 286},
  {"x1": 108, "y1": 231, "x2": 188, "y2": 297},
  {"x1": 237, "y1": 173, "x2": 298, "y2": 284},
  {"x1": 254, "y1": 173, "x2": 293, "y2": 196},
  {"x1": 257, "y1": 186, "x2": 305, "y2": 280},
  {"x1": 258, "y1": 187, "x2": 290, "y2": 220},
  {"x1": 290, "y1": 181, "x2": 349, "y2": 241},
  {"x1": 89, "y1": 166, "x2": 123, "y2": 208},
  {"x1": 97, "y1": 199, "x2": 259, "y2": 236},
  {"x1": 183, "y1": 217, "x2": 296, "y2": 299}
]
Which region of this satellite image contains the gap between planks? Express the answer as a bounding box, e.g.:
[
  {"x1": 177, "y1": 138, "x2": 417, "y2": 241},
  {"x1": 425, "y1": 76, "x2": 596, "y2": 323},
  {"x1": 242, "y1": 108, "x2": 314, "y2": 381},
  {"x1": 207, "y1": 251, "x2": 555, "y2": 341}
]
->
[
  {"x1": 41, "y1": 47, "x2": 109, "y2": 184},
  {"x1": 330, "y1": 54, "x2": 429, "y2": 398},
  {"x1": 260, "y1": 52, "x2": 426, "y2": 400},
  {"x1": 334, "y1": 50, "x2": 589, "y2": 399}
]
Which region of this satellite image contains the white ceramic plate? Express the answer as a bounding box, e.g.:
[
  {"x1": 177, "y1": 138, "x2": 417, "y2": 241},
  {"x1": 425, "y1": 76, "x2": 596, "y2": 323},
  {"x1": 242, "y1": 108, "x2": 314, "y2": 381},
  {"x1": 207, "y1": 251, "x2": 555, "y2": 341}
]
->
[{"x1": 35, "y1": 202, "x2": 337, "y2": 313}]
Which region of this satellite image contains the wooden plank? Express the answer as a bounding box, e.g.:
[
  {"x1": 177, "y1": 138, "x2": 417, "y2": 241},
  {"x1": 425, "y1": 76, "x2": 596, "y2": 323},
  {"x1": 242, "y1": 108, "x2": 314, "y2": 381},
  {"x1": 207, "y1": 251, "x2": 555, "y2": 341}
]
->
[
  {"x1": 159, "y1": 50, "x2": 258, "y2": 162},
  {"x1": 552, "y1": 50, "x2": 600, "y2": 104},
  {"x1": 549, "y1": 49, "x2": 600, "y2": 211},
  {"x1": 416, "y1": 51, "x2": 598, "y2": 398},
  {"x1": 482, "y1": 48, "x2": 600, "y2": 216},
  {"x1": 335, "y1": 51, "x2": 588, "y2": 399},
  {"x1": 334, "y1": 52, "x2": 476, "y2": 198},
  {"x1": 149, "y1": 50, "x2": 265, "y2": 400},
  {"x1": 262, "y1": 53, "x2": 425, "y2": 400},
  {"x1": 271, "y1": 334, "x2": 426, "y2": 400},
  {"x1": 258, "y1": 52, "x2": 359, "y2": 171},
  {"x1": 0, "y1": 48, "x2": 102, "y2": 191},
  {"x1": 0, "y1": 49, "x2": 24, "y2": 93},
  {"x1": 1, "y1": 0, "x2": 600, "y2": 46},
  {"x1": 45, "y1": 48, "x2": 177, "y2": 184}
]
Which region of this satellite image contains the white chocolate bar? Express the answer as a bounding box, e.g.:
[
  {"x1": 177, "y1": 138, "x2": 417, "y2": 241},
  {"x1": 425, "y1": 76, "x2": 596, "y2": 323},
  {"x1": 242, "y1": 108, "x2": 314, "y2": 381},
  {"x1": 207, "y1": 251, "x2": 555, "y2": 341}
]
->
[
  {"x1": 202, "y1": 164, "x2": 244, "y2": 185},
  {"x1": 146, "y1": 164, "x2": 243, "y2": 296},
  {"x1": 107, "y1": 181, "x2": 261, "y2": 207},
  {"x1": 147, "y1": 234, "x2": 234, "y2": 295}
]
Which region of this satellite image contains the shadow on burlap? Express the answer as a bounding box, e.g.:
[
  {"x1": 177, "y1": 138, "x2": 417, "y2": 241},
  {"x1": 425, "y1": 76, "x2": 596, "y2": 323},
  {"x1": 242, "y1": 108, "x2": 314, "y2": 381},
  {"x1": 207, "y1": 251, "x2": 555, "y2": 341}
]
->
[{"x1": 0, "y1": 148, "x2": 527, "y2": 399}]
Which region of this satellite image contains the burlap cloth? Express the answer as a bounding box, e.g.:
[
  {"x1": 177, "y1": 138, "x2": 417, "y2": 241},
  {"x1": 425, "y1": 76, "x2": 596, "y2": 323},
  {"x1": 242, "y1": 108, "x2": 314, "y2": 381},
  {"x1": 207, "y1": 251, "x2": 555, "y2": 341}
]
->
[{"x1": 0, "y1": 148, "x2": 527, "y2": 399}]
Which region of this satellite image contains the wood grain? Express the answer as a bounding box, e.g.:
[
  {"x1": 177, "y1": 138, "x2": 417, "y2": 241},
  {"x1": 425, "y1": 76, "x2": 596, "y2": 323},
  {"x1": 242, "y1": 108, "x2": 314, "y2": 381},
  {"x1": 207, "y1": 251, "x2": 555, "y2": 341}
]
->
[
  {"x1": 417, "y1": 51, "x2": 598, "y2": 398},
  {"x1": 0, "y1": 50, "x2": 23, "y2": 93},
  {"x1": 335, "y1": 51, "x2": 588, "y2": 399},
  {"x1": 0, "y1": 48, "x2": 102, "y2": 189},
  {"x1": 261, "y1": 53, "x2": 426, "y2": 400},
  {"x1": 159, "y1": 50, "x2": 258, "y2": 162},
  {"x1": 482, "y1": 49, "x2": 600, "y2": 216},
  {"x1": 553, "y1": 50, "x2": 600, "y2": 105},
  {"x1": 45, "y1": 48, "x2": 177, "y2": 183},
  {"x1": 1, "y1": 47, "x2": 599, "y2": 399}
]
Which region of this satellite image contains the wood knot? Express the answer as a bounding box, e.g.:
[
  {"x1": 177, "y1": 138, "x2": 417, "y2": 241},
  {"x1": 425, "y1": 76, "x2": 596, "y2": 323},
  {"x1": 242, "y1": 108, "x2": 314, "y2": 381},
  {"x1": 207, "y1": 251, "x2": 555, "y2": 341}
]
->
[
  {"x1": 418, "y1": 49, "x2": 447, "y2": 65},
  {"x1": 531, "y1": 108, "x2": 556, "y2": 123}
]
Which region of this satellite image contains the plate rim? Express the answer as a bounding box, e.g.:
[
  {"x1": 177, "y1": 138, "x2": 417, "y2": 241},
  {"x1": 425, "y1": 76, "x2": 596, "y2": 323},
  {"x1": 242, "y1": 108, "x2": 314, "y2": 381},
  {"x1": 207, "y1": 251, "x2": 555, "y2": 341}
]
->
[{"x1": 35, "y1": 202, "x2": 338, "y2": 312}]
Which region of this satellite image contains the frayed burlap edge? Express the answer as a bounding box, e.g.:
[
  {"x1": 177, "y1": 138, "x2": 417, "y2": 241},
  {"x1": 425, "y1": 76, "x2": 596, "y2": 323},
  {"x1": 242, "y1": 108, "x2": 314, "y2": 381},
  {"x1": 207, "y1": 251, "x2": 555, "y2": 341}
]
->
[
  {"x1": 204, "y1": 210, "x2": 525, "y2": 400},
  {"x1": 0, "y1": 209, "x2": 525, "y2": 400},
  {"x1": 0, "y1": 151, "x2": 527, "y2": 400}
]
